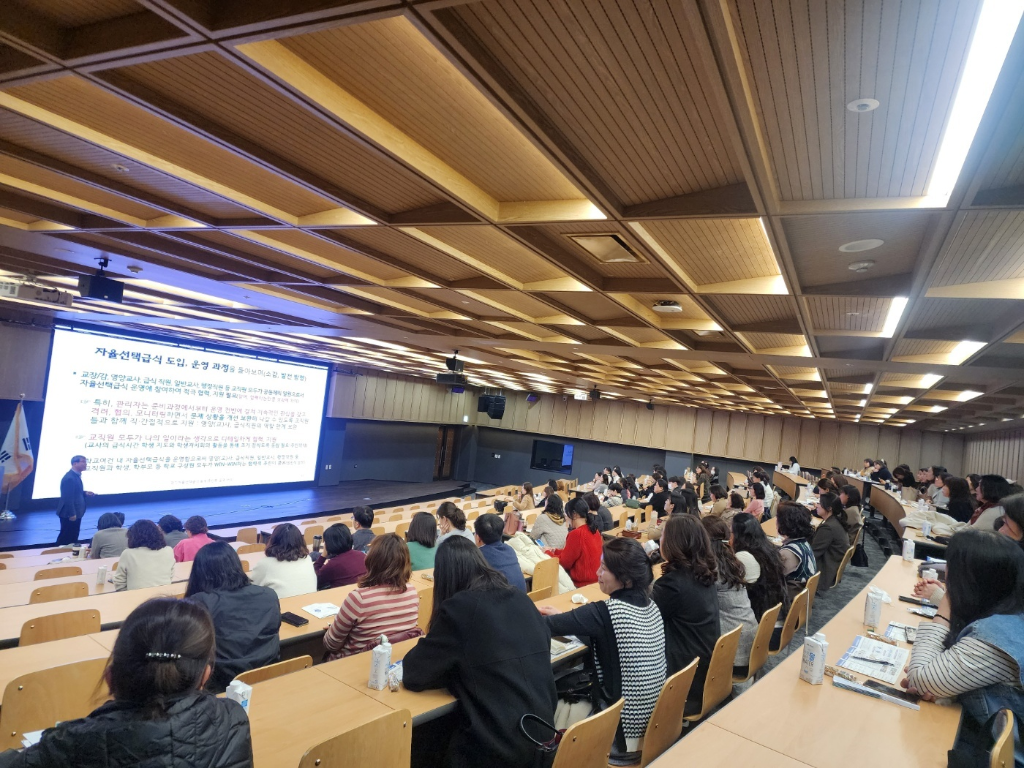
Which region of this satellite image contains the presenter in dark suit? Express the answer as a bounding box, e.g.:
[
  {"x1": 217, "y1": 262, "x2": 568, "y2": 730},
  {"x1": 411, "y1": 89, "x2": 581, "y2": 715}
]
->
[{"x1": 56, "y1": 455, "x2": 94, "y2": 545}]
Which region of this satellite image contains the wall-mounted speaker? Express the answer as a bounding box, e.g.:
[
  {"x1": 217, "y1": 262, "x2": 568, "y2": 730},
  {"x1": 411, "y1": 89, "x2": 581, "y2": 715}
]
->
[
  {"x1": 477, "y1": 395, "x2": 494, "y2": 413},
  {"x1": 487, "y1": 395, "x2": 506, "y2": 419}
]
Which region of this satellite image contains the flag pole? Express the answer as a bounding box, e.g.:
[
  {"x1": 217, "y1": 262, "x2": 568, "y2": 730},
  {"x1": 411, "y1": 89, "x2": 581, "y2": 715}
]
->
[{"x1": 0, "y1": 395, "x2": 26, "y2": 522}]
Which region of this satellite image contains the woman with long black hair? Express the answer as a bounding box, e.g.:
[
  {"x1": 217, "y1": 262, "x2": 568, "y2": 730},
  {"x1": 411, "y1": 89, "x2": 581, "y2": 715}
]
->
[{"x1": 730, "y1": 513, "x2": 790, "y2": 622}]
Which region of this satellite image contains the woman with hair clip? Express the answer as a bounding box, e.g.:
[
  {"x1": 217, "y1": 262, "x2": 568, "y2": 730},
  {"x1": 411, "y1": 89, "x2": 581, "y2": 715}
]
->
[
  {"x1": 652, "y1": 515, "x2": 720, "y2": 714},
  {"x1": 529, "y1": 493, "x2": 570, "y2": 549},
  {"x1": 731, "y1": 513, "x2": 790, "y2": 623},
  {"x1": 0, "y1": 598, "x2": 253, "y2": 767},
  {"x1": 436, "y1": 501, "x2": 475, "y2": 545},
  {"x1": 547, "y1": 497, "x2": 603, "y2": 587},
  {"x1": 403, "y1": 537, "x2": 556, "y2": 768},
  {"x1": 810, "y1": 492, "x2": 849, "y2": 594},
  {"x1": 902, "y1": 530, "x2": 1024, "y2": 765},
  {"x1": 540, "y1": 538, "x2": 666, "y2": 762},
  {"x1": 700, "y1": 516, "x2": 757, "y2": 673}
]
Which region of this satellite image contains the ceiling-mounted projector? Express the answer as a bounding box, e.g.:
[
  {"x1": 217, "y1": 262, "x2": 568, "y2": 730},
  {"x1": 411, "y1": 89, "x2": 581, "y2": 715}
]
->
[
  {"x1": 0, "y1": 281, "x2": 74, "y2": 308},
  {"x1": 436, "y1": 372, "x2": 468, "y2": 386},
  {"x1": 652, "y1": 300, "x2": 682, "y2": 313}
]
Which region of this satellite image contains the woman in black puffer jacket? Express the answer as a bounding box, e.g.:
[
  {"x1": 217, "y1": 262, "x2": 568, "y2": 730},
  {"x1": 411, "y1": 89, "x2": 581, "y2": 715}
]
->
[{"x1": 0, "y1": 598, "x2": 252, "y2": 768}]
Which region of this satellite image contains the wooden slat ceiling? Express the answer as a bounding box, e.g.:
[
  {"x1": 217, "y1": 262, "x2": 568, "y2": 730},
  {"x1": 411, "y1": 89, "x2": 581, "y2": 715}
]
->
[{"x1": 0, "y1": 0, "x2": 1023, "y2": 432}]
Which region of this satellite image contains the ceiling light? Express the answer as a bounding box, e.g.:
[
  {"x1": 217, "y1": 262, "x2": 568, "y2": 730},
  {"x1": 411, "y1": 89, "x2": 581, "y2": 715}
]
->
[
  {"x1": 926, "y1": 0, "x2": 1024, "y2": 202},
  {"x1": 839, "y1": 239, "x2": 884, "y2": 252},
  {"x1": 848, "y1": 261, "x2": 875, "y2": 273},
  {"x1": 857, "y1": 399, "x2": 867, "y2": 407},
  {"x1": 956, "y1": 390, "x2": 983, "y2": 401},
  {"x1": 847, "y1": 98, "x2": 880, "y2": 113},
  {"x1": 921, "y1": 374, "x2": 943, "y2": 388},
  {"x1": 875, "y1": 296, "x2": 909, "y2": 338},
  {"x1": 931, "y1": 405, "x2": 948, "y2": 413},
  {"x1": 948, "y1": 340, "x2": 986, "y2": 364},
  {"x1": 112, "y1": 163, "x2": 130, "y2": 173},
  {"x1": 863, "y1": 383, "x2": 873, "y2": 394}
]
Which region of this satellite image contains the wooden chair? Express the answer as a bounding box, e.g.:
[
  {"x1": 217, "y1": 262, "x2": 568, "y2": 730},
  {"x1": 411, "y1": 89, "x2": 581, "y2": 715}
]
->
[
  {"x1": 550, "y1": 698, "x2": 624, "y2": 768},
  {"x1": 804, "y1": 572, "x2": 822, "y2": 627},
  {"x1": 417, "y1": 588, "x2": 433, "y2": 631},
  {"x1": 371, "y1": 525, "x2": 385, "y2": 536},
  {"x1": 34, "y1": 566, "x2": 83, "y2": 581},
  {"x1": 236, "y1": 543, "x2": 265, "y2": 554},
  {"x1": 393, "y1": 507, "x2": 406, "y2": 513},
  {"x1": 299, "y1": 708, "x2": 411, "y2": 768},
  {"x1": 769, "y1": 589, "x2": 809, "y2": 655},
  {"x1": 29, "y1": 582, "x2": 89, "y2": 604},
  {"x1": 991, "y1": 708, "x2": 1014, "y2": 768},
  {"x1": 232, "y1": 655, "x2": 312, "y2": 686},
  {"x1": 532, "y1": 558, "x2": 560, "y2": 597},
  {"x1": 0, "y1": 562, "x2": 5, "y2": 570},
  {"x1": 556, "y1": 491, "x2": 569, "y2": 503},
  {"x1": 303, "y1": 525, "x2": 324, "y2": 545},
  {"x1": 39, "y1": 547, "x2": 73, "y2": 556},
  {"x1": 526, "y1": 512, "x2": 539, "y2": 528},
  {"x1": 388, "y1": 513, "x2": 404, "y2": 522},
  {"x1": 241, "y1": 559, "x2": 250, "y2": 573},
  {"x1": 20, "y1": 609, "x2": 101, "y2": 646},
  {"x1": 733, "y1": 603, "x2": 782, "y2": 684},
  {"x1": 833, "y1": 546, "x2": 856, "y2": 588},
  {"x1": 465, "y1": 510, "x2": 479, "y2": 522},
  {"x1": 327, "y1": 516, "x2": 344, "y2": 522},
  {"x1": 0, "y1": 553, "x2": 13, "y2": 558},
  {"x1": 527, "y1": 586, "x2": 552, "y2": 602},
  {"x1": 684, "y1": 625, "x2": 742, "y2": 722},
  {"x1": 624, "y1": 660, "x2": 698, "y2": 767},
  {"x1": 300, "y1": 519, "x2": 319, "y2": 526},
  {"x1": 618, "y1": 510, "x2": 629, "y2": 529},
  {"x1": 236, "y1": 527, "x2": 258, "y2": 545},
  {"x1": 0, "y1": 657, "x2": 110, "y2": 750}
]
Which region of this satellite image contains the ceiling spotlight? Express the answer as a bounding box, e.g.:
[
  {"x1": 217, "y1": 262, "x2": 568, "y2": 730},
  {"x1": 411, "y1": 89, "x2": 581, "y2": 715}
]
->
[
  {"x1": 848, "y1": 261, "x2": 875, "y2": 273},
  {"x1": 646, "y1": 399, "x2": 654, "y2": 411},
  {"x1": 126, "y1": 265, "x2": 143, "y2": 274},
  {"x1": 839, "y1": 239, "x2": 885, "y2": 253},
  {"x1": 652, "y1": 300, "x2": 682, "y2": 314},
  {"x1": 847, "y1": 98, "x2": 880, "y2": 113},
  {"x1": 112, "y1": 163, "x2": 131, "y2": 173}
]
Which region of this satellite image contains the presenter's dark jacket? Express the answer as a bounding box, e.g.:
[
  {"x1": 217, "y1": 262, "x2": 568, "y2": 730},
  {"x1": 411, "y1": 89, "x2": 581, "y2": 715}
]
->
[
  {"x1": 56, "y1": 470, "x2": 85, "y2": 520},
  {"x1": 0, "y1": 692, "x2": 253, "y2": 768},
  {"x1": 403, "y1": 586, "x2": 557, "y2": 768},
  {"x1": 188, "y1": 585, "x2": 281, "y2": 692}
]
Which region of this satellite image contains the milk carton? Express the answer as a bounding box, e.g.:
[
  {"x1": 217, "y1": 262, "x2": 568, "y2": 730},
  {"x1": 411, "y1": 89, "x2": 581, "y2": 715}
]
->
[
  {"x1": 799, "y1": 632, "x2": 828, "y2": 685},
  {"x1": 225, "y1": 680, "x2": 252, "y2": 716},
  {"x1": 368, "y1": 635, "x2": 392, "y2": 691}
]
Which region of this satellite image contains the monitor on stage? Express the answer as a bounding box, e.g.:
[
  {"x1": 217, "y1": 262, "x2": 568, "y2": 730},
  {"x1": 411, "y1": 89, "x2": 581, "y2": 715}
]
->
[{"x1": 32, "y1": 326, "x2": 330, "y2": 498}]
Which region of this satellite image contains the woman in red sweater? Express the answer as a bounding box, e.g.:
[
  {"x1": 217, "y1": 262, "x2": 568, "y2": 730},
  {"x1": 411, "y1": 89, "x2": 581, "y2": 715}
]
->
[{"x1": 548, "y1": 497, "x2": 603, "y2": 587}]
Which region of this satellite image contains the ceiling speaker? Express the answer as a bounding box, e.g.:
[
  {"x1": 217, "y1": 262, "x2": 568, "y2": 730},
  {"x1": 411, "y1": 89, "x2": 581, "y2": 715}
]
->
[{"x1": 487, "y1": 395, "x2": 506, "y2": 420}]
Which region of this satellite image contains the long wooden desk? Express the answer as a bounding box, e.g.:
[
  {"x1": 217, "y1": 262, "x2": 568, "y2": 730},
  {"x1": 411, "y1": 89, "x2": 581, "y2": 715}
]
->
[
  {"x1": 726, "y1": 471, "x2": 748, "y2": 488},
  {"x1": 773, "y1": 471, "x2": 808, "y2": 500},
  {"x1": 657, "y1": 723, "x2": 813, "y2": 767},
  {"x1": 664, "y1": 557, "x2": 960, "y2": 768},
  {"x1": 870, "y1": 486, "x2": 908, "y2": 530}
]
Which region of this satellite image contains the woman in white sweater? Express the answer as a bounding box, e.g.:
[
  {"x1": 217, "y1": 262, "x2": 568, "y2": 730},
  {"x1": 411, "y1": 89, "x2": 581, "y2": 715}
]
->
[
  {"x1": 251, "y1": 523, "x2": 316, "y2": 599},
  {"x1": 529, "y1": 495, "x2": 570, "y2": 550},
  {"x1": 112, "y1": 519, "x2": 175, "y2": 591}
]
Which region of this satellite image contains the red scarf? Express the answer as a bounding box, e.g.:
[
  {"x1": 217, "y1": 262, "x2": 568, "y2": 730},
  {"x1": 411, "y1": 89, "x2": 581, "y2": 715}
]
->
[{"x1": 969, "y1": 501, "x2": 995, "y2": 525}]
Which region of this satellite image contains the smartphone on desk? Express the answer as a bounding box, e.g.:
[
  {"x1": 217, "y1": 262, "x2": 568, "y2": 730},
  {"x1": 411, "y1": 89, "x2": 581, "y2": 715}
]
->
[
  {"x1": 863, "y1": 680, "x2": 920, "y2": 705},
  {"x1": 899, "y1": 595, "x2": 931, "y2": 606},
  {"x1": 281, "y1": 611, "x2": 309, "y2": 627}
]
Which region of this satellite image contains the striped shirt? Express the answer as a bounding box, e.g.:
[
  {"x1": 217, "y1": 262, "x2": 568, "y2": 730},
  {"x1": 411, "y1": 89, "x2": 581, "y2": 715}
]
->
[
  {"x1": 323, "y1": 583, "x2": 420, "y2": 660},
  {"x1": 905, "y1": 622, "x2": 1021, "y2": 698}
]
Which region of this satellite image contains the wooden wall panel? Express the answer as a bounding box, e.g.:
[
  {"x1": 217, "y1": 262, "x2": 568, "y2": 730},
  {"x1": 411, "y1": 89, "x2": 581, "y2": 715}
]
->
[
  {"x1": 727, "y1": 413, "x2": 747, "y2": 459},
  {"x1": 693, "y1": 410, "x2": 713, "y2": 454},
  {"x1": 665, "y1": 407, "x2": 696, "y2": 453},
  {"x1": 964, "y1": 429, "x2": 1024, "y2": 481},
  {"x1": 550, "y1": 396, "x2": 568, "y2": 436},
  {"x1": 762, "y1": 417, "x2": 783, "y2": 463},
  {"x1": 899, "y1": 430, "x2": 922, "y2": 472},
  {"x1": 922, "y1": 433, "x2": 944, "y2": 471},
  {"x1": 780, "y1": 418, "x2": 801, "y2": 463},
  {"x1": 835, "y1": 424, "x2": 862, "y2": 469},
  {"x1": 633, "y1": 404, "x2": 655, "y2": 447},
  {"x1": 798, "y1": 420, "x2": 819, "y2": 467},
  {"x1": 742, "y1": 415, "x2": 765, "y2": 461},
  {"x1": 942, "y1": 434, "x2": 965, "y2": 476},
  {"x1": 856, "y1": 426, "x2": 880, "y2": 465},
  {"x1": 817, "y1": 422, "x2": 839, "y2": 469},
  {"x1": 709, "y1": 410, "x2": 731, "y2": 457},
  {"x1": 564, "y1": 398, "x2": 581, "y2": 438},
  {"x1": 878, "y1": 429, "x2": 901, "y2": 468},
  {"x1": 648, "y1": 409, "x2": 668, "y2": 449}
]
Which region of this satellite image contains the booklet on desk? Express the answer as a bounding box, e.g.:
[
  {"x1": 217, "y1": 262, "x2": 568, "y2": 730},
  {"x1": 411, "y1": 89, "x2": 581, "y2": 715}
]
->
[
  {"x1": 832, "y1": 677, "x2": 920, "y2": 710},
  {"x1": 302, "y1": 603, "x2": 340, "y2": 619}
]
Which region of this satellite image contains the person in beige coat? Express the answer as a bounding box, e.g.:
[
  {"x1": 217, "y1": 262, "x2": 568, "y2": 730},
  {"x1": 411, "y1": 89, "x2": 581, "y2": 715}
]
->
[{"x1": 112, "y1": 519, "x2": 175, "y2": 591}]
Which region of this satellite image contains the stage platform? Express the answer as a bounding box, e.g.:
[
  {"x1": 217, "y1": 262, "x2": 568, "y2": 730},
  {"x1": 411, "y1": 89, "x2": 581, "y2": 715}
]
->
[{"x1": 0, "y1": 480, "x2": 472, "y2": 551}]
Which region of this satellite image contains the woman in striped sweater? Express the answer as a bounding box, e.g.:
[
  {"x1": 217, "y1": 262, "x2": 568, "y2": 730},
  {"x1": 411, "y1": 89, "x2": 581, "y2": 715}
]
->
[{"x1": 323, "y1": 533, "x2": 421, "y2": 661}]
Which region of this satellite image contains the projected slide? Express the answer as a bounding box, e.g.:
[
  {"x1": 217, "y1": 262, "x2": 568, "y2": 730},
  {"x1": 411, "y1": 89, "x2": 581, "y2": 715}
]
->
[{"x1": 32, "y1": 328, "x2": 328, "y2": 498}]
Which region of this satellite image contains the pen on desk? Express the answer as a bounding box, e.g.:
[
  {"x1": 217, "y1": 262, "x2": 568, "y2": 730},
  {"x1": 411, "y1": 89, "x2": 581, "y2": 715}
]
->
[{"x1": 850, "y1": 656, "x2": 895, "y2": 667}]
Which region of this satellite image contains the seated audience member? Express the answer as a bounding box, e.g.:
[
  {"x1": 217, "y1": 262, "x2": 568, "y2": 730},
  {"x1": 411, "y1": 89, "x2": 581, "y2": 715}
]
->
[
  {"x1": 157, "y1": 515, "x2": 188, "y2": 549},
  {"x1": 351, "y1": 506, "x2": 376, "y2": 553},
  {"x1": 942, "y1": 476, "x2": 975, "y2": 524},
  {"x1": 967, "y1": 473, "x2": 982, "y2": 496},
  {"x1": 971, "y1": 475, "x2": 1011, "y2": 529},
  {"x1": 314, "y1": 523, "x2": 366, "y2": 590},
  {"x1": 677, "y1": 487, "x2": 701, "y2": 516},
  {"x1": 112, "y1": 519, "x2": 174, "y2": 591},
  {"x1": 997, "y1": 494, "x2": 1024, "y2": 551},
  {"x1": 185, "y1": 542, "x2": 280, "y2": 692},
  {"x1": 652, "y1": 514, "x2": 720, "y2": 715},
  {"x1": 405, "y1": 511, "x2": 438, "y2": 571},
  {"x1": 604, "y1": 482, "x2": 624, "y2": 509},
  {"x1": 811, "y1": 493, "x2": 849, "y2": 594},
  {"x1": 593, "y1": 472, "x2": 610, "y2": 494},
  {"x1": 436, "y1": 502, "x2": 475, "y2": 545},
  {"x1": 474, "y1": 513, "x2": 527, "y2": 591},
  {"x1": 788, "y1": 456, "x2": 801, "y2": 474},
  {"x1": 584, "y1": 491, "x2": 614, "y2": 532},
  {"x1": 859, "y1": 458, "x2": 874, "y2": 478},
  {"x1": 404, "y1": 537, "x2": 556, "y2": 768},
  {"x1": 701, "y1": 516, "x2": 757, "y2": 672},
  {"x1": 754, "y1": 471, "x2": 775, "y2": 510},
  {"x1": 649, "y1": 477, "x2": 671, "y2": 518},
  {"x1": 621, "y1": 482, "x2": 641, "y2": 509},
  {"x1": 838, "y1": 485, "x2": 864, "y2": 546},
  {"x1": 0, "y1": 598, "x2": 252, "y2": 767},
  {"x1": 89, "y1": 512, "x2": 128, "y2": 559},
  {"x1": 549, "y1": 497, "x2": 604, "y2": 587},
  {"x1": 708, "y1": 485, "x2": 729, "y2": 516},
  {"x1": 775, "y1": 503, "x2": 817, "y2": 597},
  {"x1": 540, "y1": 539, "x2": 666, "y2": 760},
  {"x1": 250, "y1": 523, "x2": 316, "y2": 600},
  {"x1": 723, "y1": 492, "x2": 746, "y2": 523},
  {"x1": 926, "y1": 465, "x2": 947, "y2": 503},
  {"x1": 731, "y1": 513, "x2": 790, "y2": 622},
  {"x1": 173, "y1": 516, "x2": 214, "y2": 563},
  {"x1": 323, "y1": 534, "x2": 420, "y2": 661},
  {"x1": 512, "y1": 482, "x2": 536, "y2": 512},
  {"x1": 646, "y1": 492, "x2": 677, "y2": 542},
  {"x1": 903, "y1": 530, "x2": 1024, "y2": 764},
  {"x1": 870, "y1": 459, "x2": 893, "y2": 483},
  {"x1": 892, "y1": 464, "x2": 915, "y2": 489},
  {"x1": 744, "y1": 482, "x2": 766, "y2": 520},
  {"x1": 530, "y1": 494, "x2": 570, "y2": 549}
]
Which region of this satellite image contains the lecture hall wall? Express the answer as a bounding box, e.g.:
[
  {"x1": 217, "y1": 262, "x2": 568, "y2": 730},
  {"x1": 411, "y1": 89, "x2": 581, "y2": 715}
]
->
[
  {"x1": 962, "y1": 429, "x2": 1024, "y2": 482},
  {"x1": 327, "y1": 370, "x2": 967, "y2": 476}
]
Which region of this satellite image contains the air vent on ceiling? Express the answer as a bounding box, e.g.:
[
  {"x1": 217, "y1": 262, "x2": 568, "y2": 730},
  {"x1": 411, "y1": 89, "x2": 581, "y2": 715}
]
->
[{"x1": 568, "y1": 234, "x2": 645, "y2": 264}]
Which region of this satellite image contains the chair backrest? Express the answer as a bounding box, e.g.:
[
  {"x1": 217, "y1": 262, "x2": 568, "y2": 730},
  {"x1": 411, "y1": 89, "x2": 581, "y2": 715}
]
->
[
  {"x1": 991, "y1": 708, "x2": 1014, "y2": 768},
  {"x1": 371, "y1": 525, "x2": 385, "y2": 536},
  {"x1": 299, "y1": 708, "x2": 412, "y2": 768},
  {"x1": 20, "y1": 609, "x2": 102, "y2": 646},
  {"x1": 465, "y1": 510, "x2": 479, "y2": 522},
  {"x1": 0, "y1": 657, "x2": 110, "y2": 749},
  {"x1": 39, "y1": 548, "x2": 73, "y2": 556},
  {"x1": 833, "y1": 546, "x2": 856, "y2": 587},
  {"x1": 236, "y1": 543, "x2": 265, "y2": 554},
  {"x1": 34, "y1": 566, "x2": 83, "y2": 581},
  {"x1": 685, "y1": 625, "x2": 741, "y2": 721},
  {"x1": 736, "y1": 602, "x2": 782, "y2": 683},
  {"x1": 768, "y1": 494, "x2": 780, "y2": 519},
  {"x1": 770, "y1": 589, "x2": 808, "y2": 655},
  {"x1": 532, "y1": 558, "x2": 559, "y2": 596},
  {"x1": 525, "y1": 512, "x2": 539, "y2": 527},
  {"x1": 556, "y1": 491, "x2": 569, "y2": 503},
  {"x1": 395, "y1": 521, "x2": 410, "y2": 538},
  {"x1": 0, "y1": 553, "x2": 13, "y2": 558},
  {"x1": 29, "y1": 582, "x2": 89, "y2": 604},
  {"x1": 551, "y1": 698, "x2": 624, "y2": 768},
  {"x1": 327, "y1": 516, "x2": 344, "y2": 522},
  {"x1": 232, "y1": 655, "x2": 312, "y2": 686},
  {"x1": 527, "y1": 586, "x2": 552, "y2": 603},
  {"x1": 804, "y1": 572, "x2": 822, "y2": 626},
  {"x1": 0, "y1": 562, "x2": 4, "y2": 569},
  {"x1": 388, "y1": 513, "x2": 403, "y2": 522},
  {"x1": 300, "y1": 519, "x2": 319, "y2": 526},
  {"x1": 393, "y1": 507, "x2": 406, "y2": 513},
  {"x1": 303, "y1": 525, "x2": 324, "y2": 545},
  {"x1": 236, "y1": 527, "x2": 258, "y2": 544},
  {"x1": 640, "y1": 661, "x2": 698, "y2": 767},
  {"x1": 241, "y1": 559, "x2": 250, "y2": 573},
  {"x1": 417, "y1": 587, "x2": 433, "y2": 631},
  {"x1": 618, "y1": 509, "x2": 629, "y2": 528}
]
